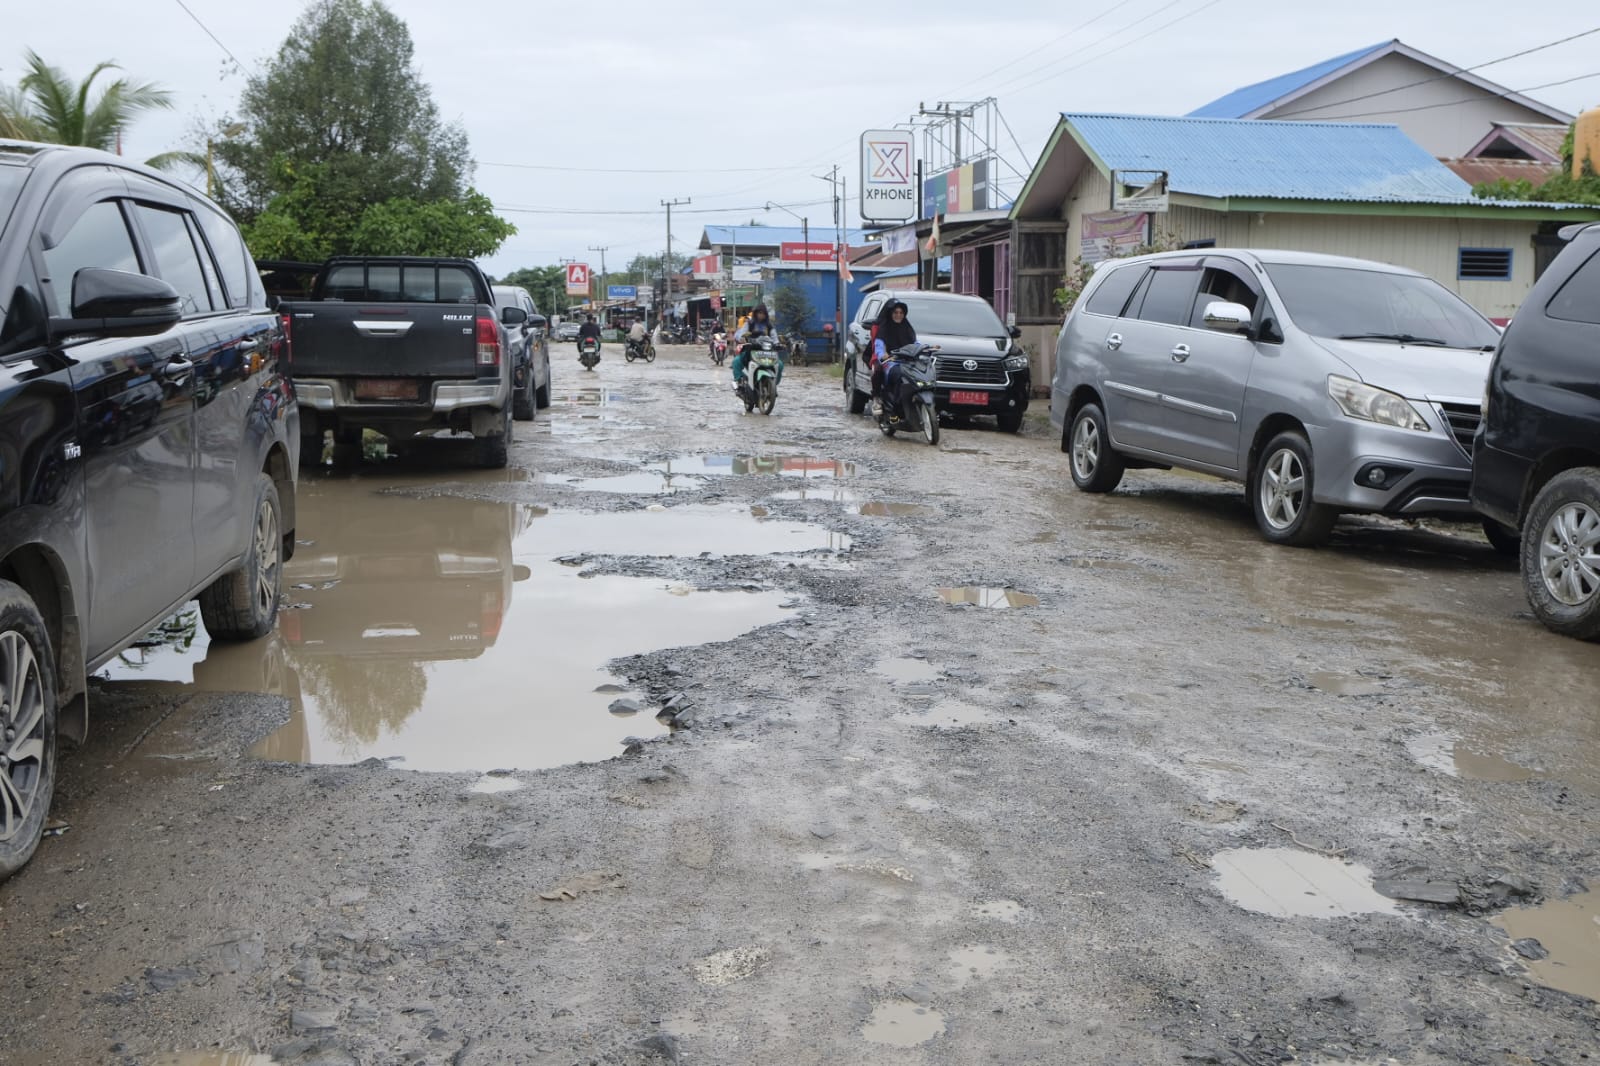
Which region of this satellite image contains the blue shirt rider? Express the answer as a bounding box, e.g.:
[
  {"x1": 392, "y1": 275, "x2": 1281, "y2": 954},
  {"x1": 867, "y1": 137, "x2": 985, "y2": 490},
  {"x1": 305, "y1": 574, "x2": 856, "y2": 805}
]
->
[
  {"x1": 732, "y1": 304, "x2": 784, "y2": 389},
  {"x1": 870, "y1": 299, "x2": 917, "y2": 408}
]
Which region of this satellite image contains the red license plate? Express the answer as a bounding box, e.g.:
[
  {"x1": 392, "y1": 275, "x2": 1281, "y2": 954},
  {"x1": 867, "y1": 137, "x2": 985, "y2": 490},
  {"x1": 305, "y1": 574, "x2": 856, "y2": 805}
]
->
[
  {"x1": 354, "y1": 378, "x2": 418, "y2": 400},
  {"x1": 950, "y1": 390, "x2": 989, "y2": 406}
]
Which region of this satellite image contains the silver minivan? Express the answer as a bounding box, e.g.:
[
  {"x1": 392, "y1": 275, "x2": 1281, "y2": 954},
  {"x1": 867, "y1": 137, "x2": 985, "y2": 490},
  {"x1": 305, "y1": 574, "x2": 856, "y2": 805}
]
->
[{"x1": 1050, "y1": 249, "x2": 1503, "y2": 546}]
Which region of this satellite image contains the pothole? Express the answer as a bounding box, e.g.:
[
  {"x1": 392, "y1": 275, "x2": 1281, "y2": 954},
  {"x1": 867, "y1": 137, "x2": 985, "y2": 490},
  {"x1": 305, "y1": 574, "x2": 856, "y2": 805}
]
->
[
  {"x1": 1307, "y1": 671, "x2": 1386, "y2": 697},
  {"x1": 538, "y1": 471, "x2": 705, "y2": 495},
  {"x1": 1212, "y1": 848, "x2": 1401, "y2": 919},
  {"x1": 948, "y1": 945, "x2": 1011, "y2": 987},
  {"x1": 649, "y1": 454, "x2": 856, "y2": 479},
  {"x1": 1406, "y1": 731, "x2": 1536, "y2": 782},
  {"x1": 898, "y1": 700, "x2": 995, "y2": 728},
  {"x1": 102, "y1": 484, "x2": 829, "y2": 772},
  {"x1": 862, "y1": 999, "x2": 946, "y2": 1047},
  {"x1": 858, "y1": 502, "x2": 933, "y2": 517},
  {"x1": 149, "y1": 1056, "x2": 275, "y2": 1066},
  {"x1": 1493, "y1": 889, "x2": 1600, "y2": 1000},
  {"x1": 937, "y1": 587, "x2": 1039, "y2": 608},
  {"x1": 772, "y1": 486, "x2": 861, "y2": 503},
  {"x1": 873, "y1": 657, "x2": 939, "y2": 684}
]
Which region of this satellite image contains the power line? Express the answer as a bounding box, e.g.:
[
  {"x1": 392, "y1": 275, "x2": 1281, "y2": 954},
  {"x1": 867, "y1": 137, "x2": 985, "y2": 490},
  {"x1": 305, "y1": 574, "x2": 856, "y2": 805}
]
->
[
  {"x1": 480, "y1": 160, "x2": 821, "y2": 175},
  {"x1": 1315, "y1": 70, "x2": 1600, "y2": 121},
  {"x1": 984, "y1": 0, "x2": 1196, "y2": 99},
  {"x1": 939, "y1": 0, "x2": 1142, "y2": 100},
  {"x1": 494, "y1": 197, "x2": 831, "y2": 218},
  {"x1": 1271, "y1": 27, "x2": 1600, "y2": 119},
  {"x1": 172, "y1": 0, "x2": 249, "y2": 72},
  {"x1": 1000, "y1": 0, "x2": 1228, "y2": 100}
]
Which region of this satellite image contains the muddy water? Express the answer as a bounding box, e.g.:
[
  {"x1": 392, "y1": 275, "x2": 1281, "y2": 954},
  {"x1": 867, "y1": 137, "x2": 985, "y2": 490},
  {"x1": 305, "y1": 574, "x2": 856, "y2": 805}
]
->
[
  {"x1": 1406, "y1": 731, "x2": 1537, "y2": 782},
  {"x1": 649, "y1": 455, "x2": 856, "y2": 479},
  {"x1": 539, "y1": 471, "x2": 705, "y2": 495},
  {"x1": 862, "y1": 999, "x2": 946, "y2": 1046},
  {"x1": 101, "y1": 479, "x2": 848, "y2": 772},
  {"x1": 149, "y1": 1056, "x2": 274, "y2": 1066},
  {"x1": 1211, "y1": 848, "x2": 1401, "y2": 919},
  {"x1": 1494, "y1": 889, "x2": 1600, "y2": 1001},
  {"x1": 937, "y1": 587, "x2": 1040, "y2": 608}
]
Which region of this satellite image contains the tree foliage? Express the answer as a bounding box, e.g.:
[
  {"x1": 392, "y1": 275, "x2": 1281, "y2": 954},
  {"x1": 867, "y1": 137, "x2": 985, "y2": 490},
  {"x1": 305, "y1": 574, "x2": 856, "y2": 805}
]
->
[
  {"x1": 493, "y1": 266, "x2": 567, "y2": 315},
  {"x1": 1472, "y1": 120, "x2": 1600, "y2": 206},
  {"x1": 770, "y1": 282, "x2": 814, "y2": 336},
  {"x1": 1054, "y1": 229, "x2": 1186, "y2": 311},
  {"x1": 214, "y1": 0, "x2": 512, "y2": 259},
  {"x1": 0, "y1": 49, "x2": 182, "y2": 167}
]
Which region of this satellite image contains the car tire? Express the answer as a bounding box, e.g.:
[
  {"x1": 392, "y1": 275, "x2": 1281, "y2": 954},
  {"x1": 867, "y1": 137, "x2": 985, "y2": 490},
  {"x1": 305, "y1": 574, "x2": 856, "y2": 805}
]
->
[
  {"x1": 1251, "y1": 431, "x2": 1338, "y2": 547},
  {"x1": 845, "y1": 361, "x2": 868, "y2": 415},
  {"x1": 535, "y1": 356, "x2": 552, "y2": 409},
  {"x1": 0, "y1": 579, "x2": 58, "y2": 883},
  {"x1": 1521, "y1": 467, "x2": 1600, "y2": 640},
  {"x1": 1482, "y1": 518, "x2": 1520, "y2": 557},
  {"x1": 473, "y1": 407, "x2": 511, "y2": 469},
  {"x1": 298, "y1": 429, "x2": 324, "y2": 468},
  {"x1": 997, "y1": 410, "x2": 1024, "y2": 434},
  {"x1": 513, "y1": 368, "x2": 536, "y2": 421},
  {"x1": 1066, "y1": 403, "x2": 1125, "y2": 493},
  {"x1": 199, "y1": 472, "x2": 283, "y2": 641}
]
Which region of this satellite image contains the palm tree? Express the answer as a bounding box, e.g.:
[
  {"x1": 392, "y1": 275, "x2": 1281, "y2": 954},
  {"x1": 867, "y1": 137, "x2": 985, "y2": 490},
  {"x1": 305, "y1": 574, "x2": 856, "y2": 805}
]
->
[{"x1": 1, "y1": 50, "x2": 187, "y2": 168}]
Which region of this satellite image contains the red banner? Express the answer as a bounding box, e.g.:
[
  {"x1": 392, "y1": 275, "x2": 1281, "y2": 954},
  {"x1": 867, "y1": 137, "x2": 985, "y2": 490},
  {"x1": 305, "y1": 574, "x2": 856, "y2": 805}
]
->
[
  {"x1": 691, "y1": 253, "x2": 721, "y2": 277},
  {"x1": 779, "y1": 242, "x2": 837, "y2": 264}
]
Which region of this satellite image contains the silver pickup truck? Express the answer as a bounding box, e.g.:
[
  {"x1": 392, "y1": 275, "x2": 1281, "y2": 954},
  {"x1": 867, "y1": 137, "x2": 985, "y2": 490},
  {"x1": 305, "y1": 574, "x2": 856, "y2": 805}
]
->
[{"x1": 280, "y1": 256, "x2": 514, "y2": 467}]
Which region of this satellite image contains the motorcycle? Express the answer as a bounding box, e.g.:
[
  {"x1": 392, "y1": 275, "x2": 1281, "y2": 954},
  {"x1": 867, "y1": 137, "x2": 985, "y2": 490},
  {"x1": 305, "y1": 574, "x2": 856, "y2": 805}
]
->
[
  {"x1": 711, "y1": 331, "x2": 728, "y2": 366},
  {"x1": 624, "y1": 336, "x2": 656, "y2": 363},
  {"x1": 660, "y1": 322, "x2": 692, "y2": 345},
  {"x1": 876, "y1": 342, "x2": 941, "y2": 445},
  {"x1": 735, "y1": 336, "x2": 782, "y2": 416},
  {"x1": 578, "y1": 336, "x2": 601, "y2": 371}
]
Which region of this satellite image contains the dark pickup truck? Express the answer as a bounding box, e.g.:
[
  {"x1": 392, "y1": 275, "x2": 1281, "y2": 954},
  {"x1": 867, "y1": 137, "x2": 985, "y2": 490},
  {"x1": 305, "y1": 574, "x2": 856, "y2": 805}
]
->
[{"x1": 281, "y1": 257, "x2": 515, "y2": 467}]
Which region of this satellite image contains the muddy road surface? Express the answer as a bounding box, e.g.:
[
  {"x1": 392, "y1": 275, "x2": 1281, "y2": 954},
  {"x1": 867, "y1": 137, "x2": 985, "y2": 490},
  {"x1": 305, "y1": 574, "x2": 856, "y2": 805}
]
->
[{"x1": 3, "y1": 342, "x2": 1598, "y2": 1065}]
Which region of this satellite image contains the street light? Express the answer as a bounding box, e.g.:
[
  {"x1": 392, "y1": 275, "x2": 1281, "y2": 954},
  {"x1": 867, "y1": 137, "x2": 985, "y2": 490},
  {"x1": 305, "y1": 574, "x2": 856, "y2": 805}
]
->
[
  {"x1": 764, "y1": 201, "x2": 809, "y2": 269},
  {"x1": 206, "y1": 122, "x2": 247, "y2": 198}
]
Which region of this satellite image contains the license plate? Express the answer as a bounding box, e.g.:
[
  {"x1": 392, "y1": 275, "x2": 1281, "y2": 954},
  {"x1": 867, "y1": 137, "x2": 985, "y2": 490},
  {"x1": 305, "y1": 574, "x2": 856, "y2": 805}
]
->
[
  {"x1": 354, "y1": 378, "x2": 417, "y2": 400},
  {"x1": 950, "y1": 390, "x2": 989, "y2": 406}
]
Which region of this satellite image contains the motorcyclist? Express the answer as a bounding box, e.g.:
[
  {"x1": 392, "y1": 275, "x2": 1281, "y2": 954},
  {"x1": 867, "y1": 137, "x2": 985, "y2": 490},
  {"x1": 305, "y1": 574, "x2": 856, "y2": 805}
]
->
[
  {"x1": 627, "y1": 318, "x2": 648, "y2": 353},
  {"x1": 576, "y1": 314, "x2": 602, "y2": 361},
  {"x1": 732, "y1": 304, "x2": 782, "y2": 391},
  {"x1": 869, "y1": 299, "x2": 916, "y2": 412}
]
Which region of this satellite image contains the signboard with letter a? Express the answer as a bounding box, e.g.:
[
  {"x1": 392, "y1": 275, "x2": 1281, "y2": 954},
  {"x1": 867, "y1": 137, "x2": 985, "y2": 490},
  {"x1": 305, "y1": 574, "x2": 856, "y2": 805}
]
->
[
  {"x1": 860, "y1": 128, "x2": 916, "y2": 224},
  {"x1": 565, "y1": 262, "x2": 590, "y2": 296}
]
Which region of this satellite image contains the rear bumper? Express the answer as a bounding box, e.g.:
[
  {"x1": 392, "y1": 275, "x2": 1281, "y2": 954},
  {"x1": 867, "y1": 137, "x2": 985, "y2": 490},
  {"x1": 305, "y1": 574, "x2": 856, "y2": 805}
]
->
[{"x1": 294, "y1": 378, "x2": 507, "y2": 416}]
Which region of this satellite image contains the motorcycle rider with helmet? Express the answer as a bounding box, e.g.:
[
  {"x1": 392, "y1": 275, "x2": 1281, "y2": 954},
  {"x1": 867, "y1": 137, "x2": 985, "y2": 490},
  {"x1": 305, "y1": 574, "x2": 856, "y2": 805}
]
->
[
  {"x1": 576, "y1": 314, "x2": 602, "y2": 361},
  {"x1": 732, "y1": 303, "x2": 784, "y2": 391}
]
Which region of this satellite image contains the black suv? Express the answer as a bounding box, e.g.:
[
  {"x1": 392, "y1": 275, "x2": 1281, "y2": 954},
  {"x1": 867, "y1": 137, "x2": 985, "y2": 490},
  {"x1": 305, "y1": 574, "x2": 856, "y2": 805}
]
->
[
  {"x1": 1471, "y1": 221, "x2": 1600, "y2": 640},
  {"x1": 844, "y1": 290, "x2": 1031, "y2": 432},
  {"x1": 0, "y1": 141, "x2": 298, "y2": 878}
]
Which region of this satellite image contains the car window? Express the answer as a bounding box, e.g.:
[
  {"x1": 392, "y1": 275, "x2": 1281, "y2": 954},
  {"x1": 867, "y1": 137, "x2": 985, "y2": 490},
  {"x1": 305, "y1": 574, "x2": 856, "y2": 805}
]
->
[
  {"x1": 133, "y1": 203, "x2": 215, "y2": 315},
  {"x1": 899, "y1": 298, "x2": 1006, "y2": 338},
  {"x1": 401, "y1": 266, "x2": 437, "y2": 302},
  {"x1": 185, "y1": 213, "x2": 226, "y2": 311},
  {"x1": 859, "y1": 296, "x2": 883, "y2": 324},
  {"x1": 1188, "y1": 264, "x2": 1259, "y2": 328},
  {"x1": 1133, "y1": 265, "x2": 1201, "y2": 326},
  {"x1": 437, "y1": 267, "x2": 476, "y2": 303},
  {"x1": 194, "y1": 204, "x2": 253, "y2": 309},
  {"x1": 1083, "y1": 263, "x2": 1145, "y2": 317},
  {"x1": 365, "y1": 265, "x2": 402, "y2": 301},
  {"x1": 1546, "y1": 246, "x2": 1600, "y2": 325},
  {"x1": 40, "y1": 199, "x2": 142, "y2": 317},
  {"x1": 0, "y1": 260, "x2": 48, "y2": 357},
  {"x1": 1264, "y1": 263, "x2": 1501, "y2": 348}
]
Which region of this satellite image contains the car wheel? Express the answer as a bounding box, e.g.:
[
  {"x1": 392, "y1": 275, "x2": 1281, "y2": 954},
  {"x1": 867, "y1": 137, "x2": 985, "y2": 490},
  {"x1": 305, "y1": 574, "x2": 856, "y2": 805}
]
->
[
  {"x1": 845, "y1": 362, "x2": 868, "y2": 415},
  {"x1": 298, "y1": 429, "x2": 325, "y2": 468},
  {"x1": 1482, "y1": 518, "x2": 1520, "y2": 557},
  {"x1": 0, "y1": 579, "x2": 58, "y2": 882},
  {"x1": 536, "y1": 356, "x2": 552, "y2": 408},
  {"x1": 1067, "y1": 403, "x2": 1125, "y2": 493},
  {"x1": 1251, "y1": 431, "x2": 1338, "y2": 547},
  {"x1": 513, "y1": 367, "x2": 536, "y2": 421},
  {"x1": 1521, "y1": 467, "x2": 1600, "y2": 640},
  {"x1": 473, "y1": 406, "x2": 511, "y2": 469},
  {"x1": 997, "y1": 410, "x2": 1023, "y2": 434},
  {"x1": 199, "y1": 472, "x2": 283, "y2": 641}
]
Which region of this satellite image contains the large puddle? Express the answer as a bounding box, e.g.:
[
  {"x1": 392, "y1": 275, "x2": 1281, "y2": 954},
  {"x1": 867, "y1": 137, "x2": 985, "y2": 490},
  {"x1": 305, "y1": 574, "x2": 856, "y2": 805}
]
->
[
  {"x1": 649, "y1": 455, "x2": 856, "y2": 480},
  {"x1": 937, "y1": 587, "x2": 1040, "y2": 609},
  {"x1": 102, "y1": 479, "x2": 845, "y2": 771},
  {"x1": 1212, "y1": 848, "x2": 1401, "y2": 919},
  {"x1": 1494, "y1": 889, "x2": 1600, "y2": 1000},
  {"x1": 862, "y1": 998, "x2": 946, "y2": 1047}
]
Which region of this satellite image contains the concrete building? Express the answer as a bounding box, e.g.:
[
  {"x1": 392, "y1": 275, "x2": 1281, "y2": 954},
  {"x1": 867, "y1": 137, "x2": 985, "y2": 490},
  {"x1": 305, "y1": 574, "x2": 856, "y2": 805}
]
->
[
  {"x1": 1009, "y1": 112, "x2": 1600, "y2": 388},
  {"x1": 1188, "y1": 40, "x2": 1574, "y2": 158}
]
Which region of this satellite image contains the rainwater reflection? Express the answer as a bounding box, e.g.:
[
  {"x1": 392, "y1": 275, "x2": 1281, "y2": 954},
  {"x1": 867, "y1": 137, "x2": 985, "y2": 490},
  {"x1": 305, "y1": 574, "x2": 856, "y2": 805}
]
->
[{"x1": 102, "y1": 480, "x2": 841, "y2": 771}]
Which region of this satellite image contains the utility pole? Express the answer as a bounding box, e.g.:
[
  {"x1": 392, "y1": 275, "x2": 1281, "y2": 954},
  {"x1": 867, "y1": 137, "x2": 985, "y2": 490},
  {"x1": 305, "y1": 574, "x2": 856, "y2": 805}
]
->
[
  {"x1": 588, "y1": 244, "x2": 608, "y2": 314},
  {"x1": 661, "y1": 197, "x2": 690, "y2": 325},
  {"x1": 814, "y1": 166, "x2": 847, "y2": 362}
]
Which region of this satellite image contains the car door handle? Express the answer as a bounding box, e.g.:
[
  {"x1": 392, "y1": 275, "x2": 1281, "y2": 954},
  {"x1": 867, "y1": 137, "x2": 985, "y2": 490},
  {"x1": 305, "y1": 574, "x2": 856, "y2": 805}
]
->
[
  {"x1": 1171, "y1": 344, "x2": 1190, "y2": 362},
  {"x1": 1106, "y1": 333, "x2": 1123, "y2": 351},
  {"x1": 161, "y1": 357, "x2": 194, "y2": 381}
]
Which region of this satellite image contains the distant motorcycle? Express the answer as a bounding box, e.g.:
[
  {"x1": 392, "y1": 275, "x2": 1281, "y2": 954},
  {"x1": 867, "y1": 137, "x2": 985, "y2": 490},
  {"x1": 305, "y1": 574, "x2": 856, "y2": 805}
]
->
[
  {"x1": 876, "y1": 342, "x2": 941, "y2": 445},
  {"x1": 624, "y1": 336, "x2": 656, "y2": 363},
  {"x1": 735, "y1": 336, "x2": 782, "y2": 415},
  {"x1": 711, "y1": 331, "x2": 728, "y2": 366},
  {"x1": 578, "y1": 337, "x2": 601, "y2": 371}
]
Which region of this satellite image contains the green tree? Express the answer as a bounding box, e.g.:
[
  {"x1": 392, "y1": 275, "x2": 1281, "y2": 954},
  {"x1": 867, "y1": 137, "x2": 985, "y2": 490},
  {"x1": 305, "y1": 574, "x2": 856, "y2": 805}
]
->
[
  {"x1": 0, "y1": 49, "x2": 190, "y2": 168},
  {"x1": 624, "y1": 251, "x2": 689, "y2": 285},
  {"x1": 214, "y1": 0, "x2": 511, "y2": 259},
  {"x1": 1054, "y1": 229, "x2": 1185, "y2": 312},
  {"x1": 770, "y1": 281, "x2": 813, "y2": 336},
  {"x1": 495, "y1": 265, "x2": 566, "y2": 315},
  {"x1": 1473, "y1": 119, "x2": 1600, "y2": 206}
]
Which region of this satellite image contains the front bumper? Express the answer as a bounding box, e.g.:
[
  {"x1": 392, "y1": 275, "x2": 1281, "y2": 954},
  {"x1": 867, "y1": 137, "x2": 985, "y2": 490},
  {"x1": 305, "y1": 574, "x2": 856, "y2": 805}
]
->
[
  {"x1": 1307, "y1": 416, "x2": 1476, "y2": 517},
  {"x1": 932, "y1": 367, "x2": 1031, "y2": 418}
]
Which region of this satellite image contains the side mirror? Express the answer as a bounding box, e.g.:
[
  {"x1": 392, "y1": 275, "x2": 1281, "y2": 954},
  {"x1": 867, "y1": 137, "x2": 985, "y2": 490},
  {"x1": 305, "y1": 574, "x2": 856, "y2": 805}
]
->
[
  {"x1": 501, "y1": 305, "x2": 529, "y2": 326},
  {"x1": 1008, "y1": 325, "x2": 1023, "y2": 339},
  {"x1": 51, "y1": 268, "x2": 182, "y2": 340},
  {"x1": 1202, "y1": 300, "x2": 1253, "y2": 334},
  {"x1": 849, "y1": 323, "x2": 869, "y2": 346},
  {"x1": 527, "y1": 314, "x2": 547, "y2": 330}
]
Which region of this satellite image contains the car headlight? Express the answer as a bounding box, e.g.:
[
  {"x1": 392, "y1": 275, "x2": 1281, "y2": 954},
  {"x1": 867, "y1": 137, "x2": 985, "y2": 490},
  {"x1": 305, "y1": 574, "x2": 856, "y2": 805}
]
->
[
  {"x1": 1003, "y1": 355, "x2": 1029, "y2": 370},
  {"x1": 1327, "y1": 375, "x2": 1430, "y2": 431}
]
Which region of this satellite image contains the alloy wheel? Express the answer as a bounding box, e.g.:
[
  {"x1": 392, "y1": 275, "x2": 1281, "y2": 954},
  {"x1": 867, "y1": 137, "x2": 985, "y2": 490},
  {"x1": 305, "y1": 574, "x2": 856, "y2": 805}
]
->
[
  {"x1": 0, "y1": 631, "x2": 46, "y2": 844},
  {"x1": 1072, "y1": 418, "x2": 1100, "y2": 481},
  {"x1": 1259, "y1": 447, "x2": 1306, "y2": 532},
  {"x1": 1538, "y1": 501, "x2": 1600, "y2": 607},
  {"x1": 254, "y1": 498, "x2": 281, "y2": 622}
]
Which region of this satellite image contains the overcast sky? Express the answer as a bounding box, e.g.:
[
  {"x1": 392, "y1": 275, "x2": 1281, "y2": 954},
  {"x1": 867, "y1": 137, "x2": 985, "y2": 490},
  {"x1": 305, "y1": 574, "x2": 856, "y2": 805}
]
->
[{"x1": 14, "y1": 1, "x2": 1599, "y2": 278}]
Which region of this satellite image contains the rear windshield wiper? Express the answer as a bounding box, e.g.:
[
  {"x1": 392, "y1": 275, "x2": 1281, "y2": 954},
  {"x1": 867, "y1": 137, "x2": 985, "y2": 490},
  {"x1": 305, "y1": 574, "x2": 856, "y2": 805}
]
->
[{"x1": 1337, "y1": 332, "x2": 1449, "y2": 346}]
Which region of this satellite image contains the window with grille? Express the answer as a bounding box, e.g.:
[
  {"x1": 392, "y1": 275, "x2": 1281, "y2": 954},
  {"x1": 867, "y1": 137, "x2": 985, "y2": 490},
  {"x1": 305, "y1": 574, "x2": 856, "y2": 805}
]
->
[{"x1": 1458, "y1": 247, "x2": 1512, "y2": 281}]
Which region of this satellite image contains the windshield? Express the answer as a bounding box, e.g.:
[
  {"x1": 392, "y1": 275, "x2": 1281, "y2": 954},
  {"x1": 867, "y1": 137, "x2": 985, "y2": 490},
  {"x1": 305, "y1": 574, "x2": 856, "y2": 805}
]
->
[
  {"x1": 1265, "y1": 263, "x2": 1501, "y2": 349},
  {"x1": 899, "y1": 298, "x2": 1006, "y2": 339}
]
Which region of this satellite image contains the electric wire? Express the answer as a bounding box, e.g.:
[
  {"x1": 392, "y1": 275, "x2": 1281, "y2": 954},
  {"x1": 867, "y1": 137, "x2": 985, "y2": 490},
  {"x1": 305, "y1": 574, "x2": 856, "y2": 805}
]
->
[{"x1": 171, "y1": 0, "x2": 251, "y2": 72}]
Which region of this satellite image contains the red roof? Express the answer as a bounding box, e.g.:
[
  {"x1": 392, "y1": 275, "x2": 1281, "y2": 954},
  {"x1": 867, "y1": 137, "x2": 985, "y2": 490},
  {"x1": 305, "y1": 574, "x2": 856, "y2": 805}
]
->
[{"x1": 1440, "y1": 158, "x2": 1560, "y2": 189}]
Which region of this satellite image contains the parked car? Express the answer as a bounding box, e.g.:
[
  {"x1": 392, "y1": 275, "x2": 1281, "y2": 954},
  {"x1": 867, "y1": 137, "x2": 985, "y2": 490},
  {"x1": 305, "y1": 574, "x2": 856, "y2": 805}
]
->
[
  {"x1": 279, "y1": 256, "x2": 512, "y2": 468},
  {"x1": 492, "y1": 284, "x2": 552, "y2": 420},
  {"x1": 843, "y1": 291, "x2": 1031, "y2": 433},
  {"x1": 555, "y1": 320, "x2": 581, "y2": 342},
  {"x1": 1471, "y1": 221, "x2": 1600, "y2": 640},
  {"x1": 0, "y1": 140, "x2": 298, "y2": 880},
  {"x1": 1051, "y1": 249, "x2": 1502, "y2": 546}
]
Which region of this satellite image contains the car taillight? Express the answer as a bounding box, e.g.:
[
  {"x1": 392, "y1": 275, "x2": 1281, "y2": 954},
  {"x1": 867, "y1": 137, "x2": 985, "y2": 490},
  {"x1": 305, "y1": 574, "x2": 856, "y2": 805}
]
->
[
  {"x1": 476, "y1": 315, "x2": 500, "y2": 367},
  {"x1": 481, "y1": 587, "x2": 503, "y2": 640},
  {"x1": 280, "y1": 312, "x2": 292, "y2": 364}
]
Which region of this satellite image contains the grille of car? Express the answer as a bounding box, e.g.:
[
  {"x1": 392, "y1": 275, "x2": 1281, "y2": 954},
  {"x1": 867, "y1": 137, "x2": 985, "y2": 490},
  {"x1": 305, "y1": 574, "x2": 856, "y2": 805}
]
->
[
  {"x1": 935, "y1": 358, "x2": 1007, "y2": 386},
  {"x1": 1437, "y1": 402, "x2": 1482, "y2": 459}
]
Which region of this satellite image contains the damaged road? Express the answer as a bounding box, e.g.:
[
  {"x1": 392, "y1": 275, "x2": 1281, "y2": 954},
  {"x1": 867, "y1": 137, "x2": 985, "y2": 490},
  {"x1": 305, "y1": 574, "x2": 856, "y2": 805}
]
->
[{"x1": 2, "y1": 344, "x2": 1598, "y2": 1065}]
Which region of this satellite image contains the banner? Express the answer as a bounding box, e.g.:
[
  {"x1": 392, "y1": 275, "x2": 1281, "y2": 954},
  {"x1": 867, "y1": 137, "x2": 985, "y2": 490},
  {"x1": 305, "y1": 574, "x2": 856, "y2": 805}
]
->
[
  {"x1": 1080, "y1": 212, "x2": 1150, "y2": 264},
  {"x1": 691, "y1": 253, "x2": 721, "y2": 279},
  {"x1": 564, "y1": 262, "x2": 590, "y2": 296},
  {"x1": 880, "y1": 224, "x2": 918, "y2": 256},
  {"x1": 606, "y1": 284, "x2": 637, "y2": 300},
  {"x1": 779, "y1": 242, "x2": 837, "y2": 264},
  {"x1": 860, "y1": 128, "x2": 917, "y2": 223}
]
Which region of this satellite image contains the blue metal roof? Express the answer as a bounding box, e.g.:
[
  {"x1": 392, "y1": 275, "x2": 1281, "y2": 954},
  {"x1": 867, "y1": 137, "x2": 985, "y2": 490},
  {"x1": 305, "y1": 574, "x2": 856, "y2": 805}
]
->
[
  {"x1": 1187, "y1": 42, "x2": 1391, "y2": 118},
  {"x1": 875, "y1": 257, "x2": 951, "y2": 279},
  {"x1": 1067, "y1": 113, "x2": 1497, "y2": 204},
  {"x1": 702, "y1": 224, "x2": 872, "y2": 246}
]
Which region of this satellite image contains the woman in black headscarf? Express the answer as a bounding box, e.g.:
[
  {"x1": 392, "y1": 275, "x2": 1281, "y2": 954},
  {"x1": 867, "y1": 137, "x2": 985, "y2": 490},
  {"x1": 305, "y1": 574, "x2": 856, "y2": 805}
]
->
[{"x1": 870, "y1": 299, "x2": 916, "y2": 404}]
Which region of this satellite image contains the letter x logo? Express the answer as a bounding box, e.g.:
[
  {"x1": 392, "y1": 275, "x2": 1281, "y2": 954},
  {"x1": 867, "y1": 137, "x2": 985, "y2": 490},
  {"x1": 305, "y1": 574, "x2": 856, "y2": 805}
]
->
[{"x1": 869, "y1": 141, "x2": 909, "y2": 184}]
